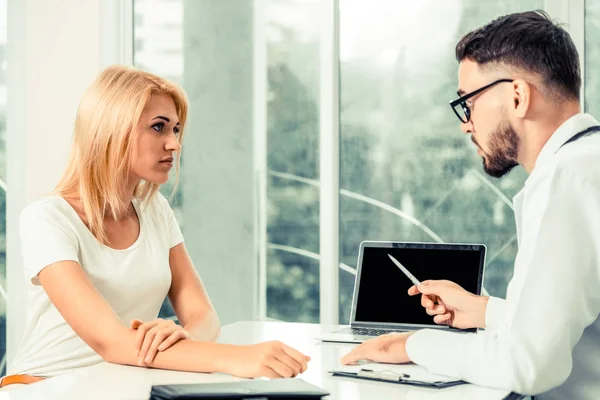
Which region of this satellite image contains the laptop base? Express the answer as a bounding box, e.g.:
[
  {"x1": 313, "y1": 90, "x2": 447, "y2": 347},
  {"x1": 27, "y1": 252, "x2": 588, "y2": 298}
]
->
[{"x1": 316, "y1": 326, "x2": 411, "y2": 344}]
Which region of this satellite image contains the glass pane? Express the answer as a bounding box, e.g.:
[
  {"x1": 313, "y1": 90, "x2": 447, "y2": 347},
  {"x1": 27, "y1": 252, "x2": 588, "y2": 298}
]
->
[
  {"x1": 585, "y1": 0, "x2": 600, "y2": 117},
  {"x1": 264, "y1": 0, "x2": 321, "y2": 322},
  {"x1": 339, "y1": 0, "x2": 541, "y2": 323}
]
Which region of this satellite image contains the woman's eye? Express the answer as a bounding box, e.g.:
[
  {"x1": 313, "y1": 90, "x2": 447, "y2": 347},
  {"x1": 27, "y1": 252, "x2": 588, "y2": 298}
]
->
[
  {"x1": 174, "y1": 127, "x2": 180, "y2": 135},
  {"x1": 152, "y1": 122, "x2": 164, "y2": 132}
]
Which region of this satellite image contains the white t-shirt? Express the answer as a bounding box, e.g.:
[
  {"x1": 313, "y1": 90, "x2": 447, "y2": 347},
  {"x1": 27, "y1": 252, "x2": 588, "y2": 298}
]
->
[{"x1": 8, "y1": 193, "x2": 184, "y2": 377}]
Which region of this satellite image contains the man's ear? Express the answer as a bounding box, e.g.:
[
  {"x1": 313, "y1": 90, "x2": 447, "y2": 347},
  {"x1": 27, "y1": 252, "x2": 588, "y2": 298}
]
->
[{"x1": 511, "y1": 79, "x2": 530, "y2": 118}]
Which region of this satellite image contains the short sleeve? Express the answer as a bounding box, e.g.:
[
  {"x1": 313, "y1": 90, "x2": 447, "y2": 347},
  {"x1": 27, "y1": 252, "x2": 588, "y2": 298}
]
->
[
  {"x1": 155, "y1": 193, "x2": 184, "y2": 249},
  {"x1": 19, "y1": 202, "x2": 80, "y2": 285}
]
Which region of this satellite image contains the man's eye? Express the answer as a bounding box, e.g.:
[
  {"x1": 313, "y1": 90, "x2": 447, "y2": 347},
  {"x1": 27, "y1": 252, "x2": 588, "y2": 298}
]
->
[{"x1": 152, "y1": 122, "x2": 164, "y2": 132}]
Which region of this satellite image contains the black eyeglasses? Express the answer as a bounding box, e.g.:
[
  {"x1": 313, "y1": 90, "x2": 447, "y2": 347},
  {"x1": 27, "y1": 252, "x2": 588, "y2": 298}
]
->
[{"x1": 449, "y1": 79, "x2": 513, "y2": 123}]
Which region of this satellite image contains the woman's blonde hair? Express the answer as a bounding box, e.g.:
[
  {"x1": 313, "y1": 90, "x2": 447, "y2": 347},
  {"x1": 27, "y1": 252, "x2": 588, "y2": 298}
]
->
[{"x1": 54, "y1": 64, "x2": 188, "y2": 244}]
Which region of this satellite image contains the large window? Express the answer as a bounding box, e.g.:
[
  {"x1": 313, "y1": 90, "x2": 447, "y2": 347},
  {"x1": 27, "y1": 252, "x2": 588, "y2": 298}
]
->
[
  {"x1": 261, "y1": 1, "x2": 321, "y2": 322},
  {"x1": 133, "y1": 0, "x2": 590, "y2": 326},
  {"x1": 134, "y1": 0, "x2": 322, "y2": 323},
  {"x1": 338, "y1": 0, "x2": 541, "y2": 322}
]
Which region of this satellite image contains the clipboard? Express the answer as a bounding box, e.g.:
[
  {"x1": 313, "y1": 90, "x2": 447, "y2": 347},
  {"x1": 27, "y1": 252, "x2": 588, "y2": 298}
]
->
[{"x1": 329, "y1": 363, "x2": 467, "y2": 389}]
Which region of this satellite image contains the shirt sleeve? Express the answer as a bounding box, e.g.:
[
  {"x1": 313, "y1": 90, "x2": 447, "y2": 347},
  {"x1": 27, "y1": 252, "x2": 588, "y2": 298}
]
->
[
  {"x1": 485, "y1": 296, "x2": 507, "y2": 332},
  {"x1": 155, "y1": 193, "x2": 184, "y2": 249},
  {"x1": 19, "y1": 202, "x2": 80, "y2": 285},
  {"x1": 405, "y1": 167, "x2": 600, "y2": 395}
]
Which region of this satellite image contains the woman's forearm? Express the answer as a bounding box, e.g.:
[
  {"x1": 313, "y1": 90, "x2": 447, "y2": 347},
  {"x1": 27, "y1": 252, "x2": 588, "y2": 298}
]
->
[
  {"x1": 183, "y1": 308, "x2": 221, "y2": 342},
  {"x1": 100, "y1": 324, "x2": 310, "y2": 379},
  {"x1": 102, "y1": 326, "x2": 234, "y2": 373}
]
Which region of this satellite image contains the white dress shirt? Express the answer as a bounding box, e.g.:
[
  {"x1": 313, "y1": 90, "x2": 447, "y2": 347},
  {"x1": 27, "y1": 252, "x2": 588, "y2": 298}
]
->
[{"x1": 406, "y1": 113, "x2": 600, "y2": 399}]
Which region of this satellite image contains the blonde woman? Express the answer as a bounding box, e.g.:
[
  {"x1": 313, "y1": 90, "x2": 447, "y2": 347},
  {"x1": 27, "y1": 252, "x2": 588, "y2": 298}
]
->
[{"x1": 1, "y1": 65, "x2": 309, "y2": 389}]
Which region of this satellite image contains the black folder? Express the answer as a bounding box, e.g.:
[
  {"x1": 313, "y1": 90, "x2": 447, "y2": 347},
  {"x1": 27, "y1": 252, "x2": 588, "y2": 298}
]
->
[{"x1": 149, "y1": 378, "x2": 330, "y2": 399}]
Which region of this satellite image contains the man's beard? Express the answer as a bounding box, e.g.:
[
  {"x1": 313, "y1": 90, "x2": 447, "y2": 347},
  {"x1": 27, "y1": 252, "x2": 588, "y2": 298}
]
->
[{"x1": 474, "y1": 119, "x2": 520, "y2": 178}]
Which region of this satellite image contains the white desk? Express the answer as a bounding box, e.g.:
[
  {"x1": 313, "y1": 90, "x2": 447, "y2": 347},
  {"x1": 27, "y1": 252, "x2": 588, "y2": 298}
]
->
[{"x1": 2, "y1": 321, "x2": 522, "y2": 399}]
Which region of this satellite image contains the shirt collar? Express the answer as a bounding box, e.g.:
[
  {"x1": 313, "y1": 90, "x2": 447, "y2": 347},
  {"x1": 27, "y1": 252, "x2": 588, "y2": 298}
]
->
[
  {"x1": 514, "y1": 113, "x2": 599, "y2": 203},
  {"x1": 533, "y1": 113, "x2": 600, "y2": 171}
]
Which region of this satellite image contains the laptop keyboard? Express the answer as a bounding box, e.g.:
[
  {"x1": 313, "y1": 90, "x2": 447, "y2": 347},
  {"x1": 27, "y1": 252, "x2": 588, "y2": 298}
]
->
[{"x1": 343, "y1": 327, "x2": 408, "y2": 336}]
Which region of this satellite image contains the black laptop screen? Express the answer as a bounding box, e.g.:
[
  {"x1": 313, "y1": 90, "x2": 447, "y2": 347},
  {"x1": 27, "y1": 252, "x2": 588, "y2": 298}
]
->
[{"x1": 353, "y1": 243, "x2": 484, "y2": 326}]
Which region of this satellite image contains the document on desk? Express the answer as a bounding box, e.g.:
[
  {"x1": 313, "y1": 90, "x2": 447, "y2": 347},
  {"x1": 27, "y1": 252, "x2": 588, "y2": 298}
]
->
[{"x1": 330, "y1": 362, "x2": 466, "y2": 388}]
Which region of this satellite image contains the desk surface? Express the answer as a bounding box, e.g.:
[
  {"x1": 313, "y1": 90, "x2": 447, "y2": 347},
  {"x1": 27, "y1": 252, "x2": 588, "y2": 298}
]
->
[{"x1": 4, "y1": 321, "x2": 517, "y2": 400}]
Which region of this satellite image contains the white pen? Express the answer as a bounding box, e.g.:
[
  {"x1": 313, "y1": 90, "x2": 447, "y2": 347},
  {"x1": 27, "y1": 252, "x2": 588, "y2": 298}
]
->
[{"x1": 387, "y1": 254, "x2": 421, "y2": 286}]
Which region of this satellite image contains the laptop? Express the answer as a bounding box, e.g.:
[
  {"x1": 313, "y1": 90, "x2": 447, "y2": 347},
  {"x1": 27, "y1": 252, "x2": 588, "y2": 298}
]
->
[{"x1": 317, "y1": 241, "x2": 486, "y2": 343}]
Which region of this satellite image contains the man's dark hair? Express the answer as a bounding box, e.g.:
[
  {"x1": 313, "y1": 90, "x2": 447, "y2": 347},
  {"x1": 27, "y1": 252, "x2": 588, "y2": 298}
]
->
[{"x1": 456, "y1": 10, "x2": 581, "y2": 101}]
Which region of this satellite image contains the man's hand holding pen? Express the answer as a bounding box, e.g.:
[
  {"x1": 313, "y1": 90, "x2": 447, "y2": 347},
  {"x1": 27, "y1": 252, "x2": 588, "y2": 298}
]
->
[{"x1": 408, "y1": 280, "x2": 489, "y2": 329}]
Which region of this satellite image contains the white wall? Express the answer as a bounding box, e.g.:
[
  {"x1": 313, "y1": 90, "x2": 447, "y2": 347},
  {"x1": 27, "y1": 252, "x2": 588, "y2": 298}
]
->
[{"x1": 6, "y1": 0, "x2": 120, "y2": 363}]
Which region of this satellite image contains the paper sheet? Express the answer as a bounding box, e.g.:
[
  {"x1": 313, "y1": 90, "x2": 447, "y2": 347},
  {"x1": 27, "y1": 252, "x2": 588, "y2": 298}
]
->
[{"x1": 334, "y1": 362, "x2": 459, "y2": 383}]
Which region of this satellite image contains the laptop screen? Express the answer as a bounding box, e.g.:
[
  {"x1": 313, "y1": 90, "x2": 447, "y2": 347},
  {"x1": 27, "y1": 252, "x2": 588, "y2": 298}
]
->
[{"x1": 353, "y1": 242, "x2": 485, "y2": 327}]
